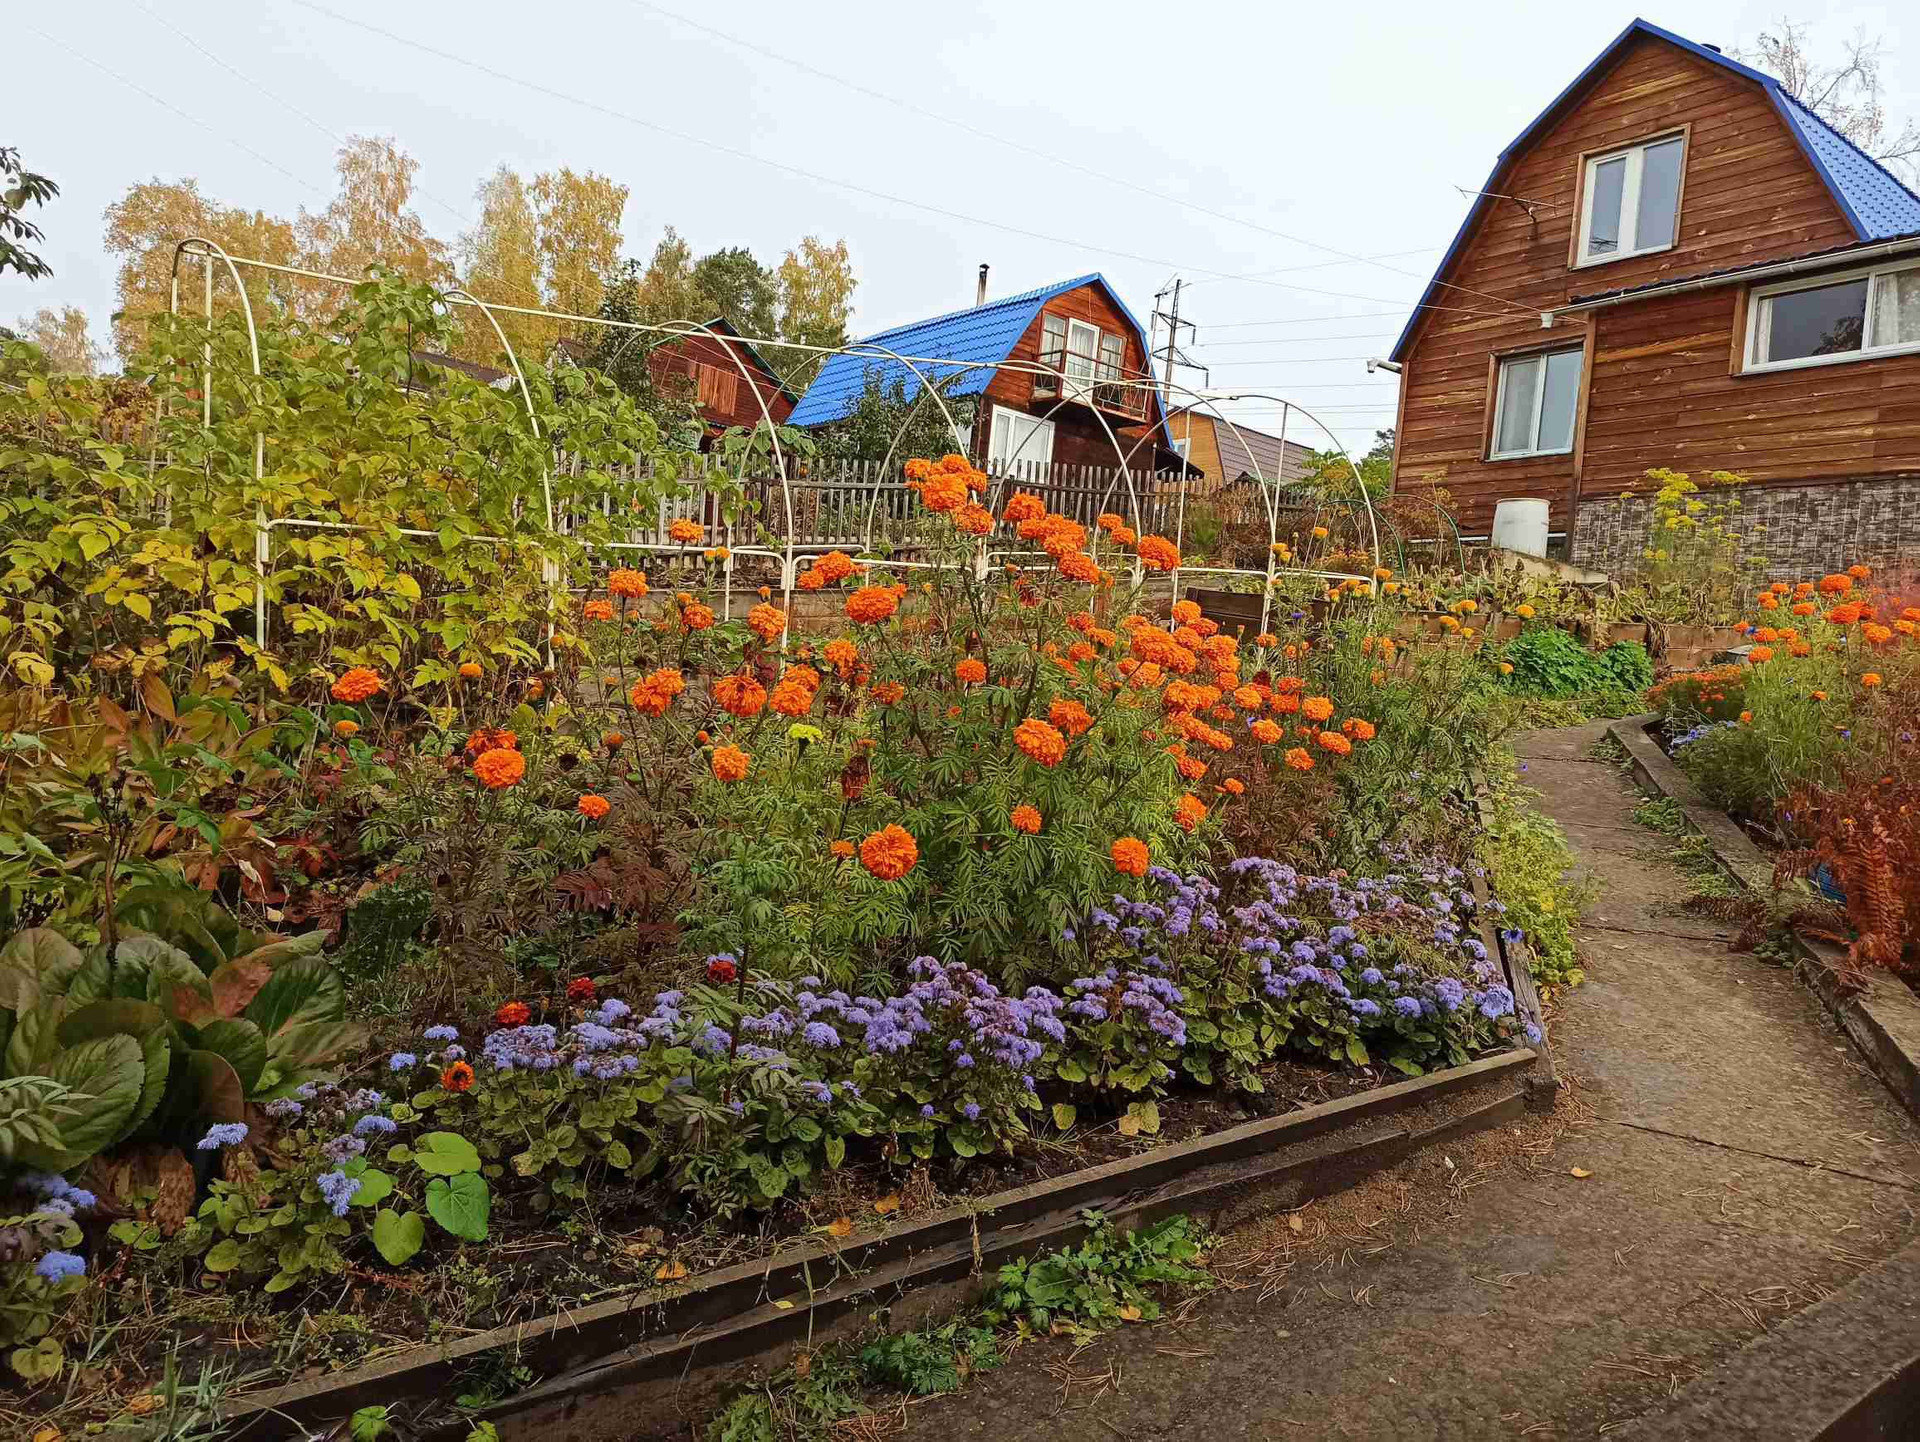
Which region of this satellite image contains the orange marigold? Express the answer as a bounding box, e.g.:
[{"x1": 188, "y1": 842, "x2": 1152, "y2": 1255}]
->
[
  {"x1": 711, "y1": 744, "x2": 751, "y2": 782},
  {"x1": 825, "y1": 638, "x2": 861, "y2": 677},
  {"x1": 473, "y1": 747, "x2": 526, "y2": 789},
  {"x1": 747, "y1": 602, "x2": 787, "y2": 643},
  {"x1": 830, "y1": 838, "x2": 856, "y2": 858},
  {"x1": 607, "y1": 567, "x2": 649, "y2": 598},
  {"x1": 1135, "y1": 535, "x2": 1181, "y2": 572},
  {"x1": 846, "y1": 586, "x2": 899, "y2": 625},
  {"x1": 1847, "y1": 563, "x2": 1872, "y2": 579},
  {"x1": 1316, "y1": 730, "x2": 1353, "y2": 756},
  {"x1": 1251, "y1": 718, "x2": 1282, "y2": 744},
  {"x1": 1748, "y1": 645, "x2": 1775, "y2": 663},
  {"x1": 919, "y1": 473, "x2": 969, "y2": 512},
  {"x1": 1013, "y1": 717, "x2": 1068, "y2": 766},
  {"x1": 904, "y1": 457, "x2": 935, "y2": 481},
  {"x1": 1863, "y1": 623, "x2": 1893, "y2": 644},
  {"x1": 1002, "y1": 492, "x2": 1046, "y2": 524},
  {"x1": 1342, "y1": 717, "x2": 1376, "y2": 741},
  {"x1": 769, "y1": 680, "x2": 815, "y2": 717},
  {"x1": 577, "y1": 793, "x2": 611, "y2": 819},
  {"x1": 1049, "y1": 697, "x2": 1094, "y2": 736},
  {"x1": 333, "y1": 719, "x2": 359, "y2": 737},
  {"x1": 1221, "y1": 777, "x2": 1246, "y2": 795},
  {"x1": 630, "y1": 668, "x2": 687, "y2": 716},
  {"x1": 1283, "y1": 746, "x2": 1314, "y2": 771},
  {"x1": 1792, "y1": 601, "x2": 1817, "y2": 616},
  {"x1": 330, "y1": 667, "x2": 383, "y2": 703},
  {"x1": 1301, "y1": 695, "x2": 1334, "y2": 723},
  {"x1": 668, "y1": 518, "x2": 703, "y2": 544},
  {"x1": 1819, "y1": 573, "x2": 1854, "y2": 595},
  {"x1": 1255, "y1": 632, "x2": 1278, "y2": 647},
  {"x1": 583, "y1": 598, "x2": 614, "y2": 622},
  {"x1": 1010, "y1": 803, "x2": 1042, "y2": 834},
  {"x1": 1862, "y1": 672, "x2": 1883, "y2": 687},
  {"x1": 441, "y1": 1060, "x2": 475, "y2": 1093},
  {"x1": 953, "y1": 501, "x2": 994, "y2": 536},
  {"x1": 496, "y1": 1001, "x2": 531, "y2": 1027},
  {"x1": 871, "y1": 680, "x2": 906, "y2": 705},
  {"x1": 603, "y1": 730, "x2": 625, "y2": 750},
  {"x1": 465, "y1": 726, "x2": 517, "y2": 754},
  {"x1": 955, "y1": 657, "x2": 987, "y2": 685},
  {"x1": 681, "y1": 601, "x2": 716, "y2": 631},
  {"x1": 1110, "y1": 836, "x2": 1150, "y2": 877},
  {"x1": 458, "y1": 662, "x2": 483, "y2": 679},
  {"x1": 1057, "y1": 549, "x2": 1100, "y2": 585},
  {"x1": 1174, "y1": 793, "x2": 1208, "y2": 832},
  {"x1": 1232, "y1": 685, "x2": 1263, "y2": 711},
  {"x1": 859, "y1": 824, "x2": 919, "y2": 881},
  {"x1": 714, "y1": 674, "x2": 768, "y2": 718}
]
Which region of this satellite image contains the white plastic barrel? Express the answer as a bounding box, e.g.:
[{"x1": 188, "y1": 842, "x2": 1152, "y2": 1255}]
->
[{"x1": 1492, "y1": 498, "x2": 1550, "y2": 557}]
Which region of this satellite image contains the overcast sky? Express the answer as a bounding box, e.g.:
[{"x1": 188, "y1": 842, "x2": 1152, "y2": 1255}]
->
[{"x1": 8, "y1": 0, "x2": 1916, "y2": 452}]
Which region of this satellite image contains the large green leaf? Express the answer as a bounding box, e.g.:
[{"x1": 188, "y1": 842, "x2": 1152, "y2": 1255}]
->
[
  {"x1": 410, "y1": 1131, "x2": 481, "y2": 1176},
  {"x1": 184, "y1": 1050, "x2": 247, "y2": 1125},
  {"x1": 0, "y1": 962, "x2": 40, "y2": 1014},
  {"x1": 17, "y1": 1035, "x2": 144, "y2": 1169},
  {"x1": 83, "y1": 936, "x2": 196, "y2": 1005},
  {"x1": 266, "y1": 1018, "x2": 364, "y2": 1071},
  {"x1": 424, "y1": 1173, "x2": 489, "y2": 1241},
  {"x1": 196, "y1": 1018, "x2": 268, "y2": 1094},
  {"x1": 0, "y1": 928, "x2": 82, "y2": 997},
  {"x1": 57, "y1": 999, "x2": 172, "y2": 1139},
  {"x1": 115, "y1": 886, "x2": 246, "y2": 971},
  {"x1": 243, "y1": 957, "x2": 344, "y2": 1038},
  {"x1": 4, "y1": 998, "x2": 68, "y2": 1078},
  {"x1": 371, "y1": 1208, "x2": 424, "y2": 1265},
  {"x1": 207, "y1": 957, "x2": 273, "y2": 1020},
  {"x1": 228, "y1": 931, "x2": 328, "y2": 972}
]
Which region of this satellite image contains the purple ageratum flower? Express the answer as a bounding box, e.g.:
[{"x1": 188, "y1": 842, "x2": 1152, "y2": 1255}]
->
[
  {"x1": 1348, "y1": 998, "x2": 1383, "y2": 1018},
  {"x1": 321, "y1": 1134, "x2": 367, "y2": 1164},
  {"x1": 35, "y1": 1250, "x2": 86, "y2": 1284},
  {"x1": 920, "y1": 1103, "x2": 936, "y2": 1118},
  {"x1": 315, "y1": 1169, "x2": 361, "y2": 1217},
  {"x1": 1432, "y1": 978, "x2": 1467, "y2": 1013},
  {"x1": 1392, "y1": 996, "x2": 1423, "y2": 1019},
  {"x1": 444, "y1": 1045, "x2": 467, "y2": 1060},
  {"x1": 962, "y1": 1102, "x2": 981, "y2": 1121},
  {"x1": 800, "y1": 1081, "x2": 834, "y2": 1105},
  {"x1": 1477, "y1": 985, "x2": 1515, "y2": 1020},
  {"x1": 802, "y1": 1021, "x2": 841, "y2": 1049},
  {"x1": 352, "y1": 1114, "x2": 398, "y2": 1137},
  {"x1": 955, "y1": 1053, "x2": 974, "y2": 1068},
  {"x1": 423, "y1": 1025, "x2": 459, "y2": 1043},
  {"x1": 39, "y1": 1197, "x2": 76, "y2": 1218},
  {"x1": 388, "y1": 1052, "x2": 418, "y2": 1072},
  {"x1": 1359, "y1": 967, "x2": 1385, "y2": 986},
  {"x1": 196, "y1": 1122, "x2": 249, "y2": 1151}
]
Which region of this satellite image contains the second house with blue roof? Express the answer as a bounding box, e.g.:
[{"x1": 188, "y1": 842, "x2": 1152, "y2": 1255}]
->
[{"x1": 787, "y1": 272, "x2": 1178, "y2": 475}]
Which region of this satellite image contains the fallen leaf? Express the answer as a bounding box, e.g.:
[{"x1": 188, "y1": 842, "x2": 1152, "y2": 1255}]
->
[
  {"x1": 794, "y1": 1352, "x2": 812, "y2": 1381},
  {"x1": 1569, "y1": 1167, "x2": 1593, "y2": 1179},
  {"x1": 125, "y1": 1396, "x2": 162, "y2": 1417},
  {"x1": 34, "y1": 1429, "x2": 63, "y2": 1442},
  {"x1": 1287, "y1": 1214, "x2": 1304, "y2": 1234},
  {"x1": 1117, "y1": 1304, "x2": 1143, "y2": 1322},
  {"x1": 872, "y1": 1193, "x2": 901, "y2": 1215},
  {"x1": 654, "y1": 1260, "x2": 688, "y2": 1281},
  {"x1": 621, "y1": 1241, "x2": 656, "y2": 1260},
  {"x1": 825, "y1": 1216, "x2": 854, "y2": 1237},
  {"x1": 773, "y1": 1298, "x2": 795, "y2": 1310}
]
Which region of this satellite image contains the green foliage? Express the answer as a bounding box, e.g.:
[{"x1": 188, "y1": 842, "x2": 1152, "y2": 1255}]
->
[
  {"x1": 1501, "y1": 626, "x2": 1649, "y2": 705},
  {"x1": 987, "y1": 1211, "x2": 1210, "y2": 1339},
  {"x1": 1477, "y1": 758, "x2": 1592, "y2": 991},
  {"x1": 1613, "y1": 468, "x2": 1765, "y2": 625},
  {"x1": 859, "y1": 1320, "x2": 1000, "y2": 1395},
  {"x1": 2, "y1": 1204, "x2": 85, "y2": 1379},
  {"x1": 809, "y1": 372, "x2": 977, "y2": 466},
  {"x1": 0, "y1": 147, "x2": 59, "y2": 282}
]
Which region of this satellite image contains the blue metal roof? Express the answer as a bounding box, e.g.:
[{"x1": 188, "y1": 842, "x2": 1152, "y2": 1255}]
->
[
  {"x1": 787, "y1": 273, "x2": 1162, "y2": 431},
  {"x1": 1388, "y1": 18, "x2": 1920, "y2": 362}
]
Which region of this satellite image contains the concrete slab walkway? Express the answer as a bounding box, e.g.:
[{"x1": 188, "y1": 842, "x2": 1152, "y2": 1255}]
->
[{"x1": 918, "y1": 723, "x2": 1920, "y2": 1440}]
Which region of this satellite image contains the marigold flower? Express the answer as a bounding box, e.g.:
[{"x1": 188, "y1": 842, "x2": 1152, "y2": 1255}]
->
[
  {"x1": 1738, "y1": 710, "x2": 1752, "y2": 723},
  {"x1": 1002, "y1": 492, "x2": 1046, "y2": 524},
  {"x1": 1221, "y1": 777, "x2": 1246, "y2": 795},
  {"x1": 1231, "y1": 685, "x2": 1262, "y2": 712},
  {"x1": 823, "y1": 638, "x2": 860, "y2": 678},
  {"x1": 1251, "y1": 718, "x2": 1282, "y2": 744},
  {"x1": 918, "y1": 472, "x2": 969, "y2": 512},
  {"x1": 1135, "y1": 534, "x2": 1182, "y2": 571},
  {"x1": 465, "y1": 726, "x2": 517, "y2": 755},
  {"x1": 630, "y1": 668, "x2": 687, "y2": 717},
  {"x1": 577, "y1": 793, "x2": 611, "y2": 819},
  {"x1": 1010, "y1": 803, "x2": 1042, "y2": 834},
  {"x1": 1057, "y1": 549, "x2": 1101, "y2": 585},
  {"x1": 1110, "y1": 836, "x2": 1150, "y2": 877},
  {"x1": 1342, "y1": 717, "x2": 1376, "y2": 741},
  {"x1": 607, "y1": 567, "x2": 649, "y2": 598},
  {"x1": 1283, "y1": 746, "x2": 1314, "y2": 771},
  {"x1": 845, "y1": 586, "x2": 899, "y2": 625},
  {"x1": 1013, "y1": 717, "x2": 1068, "y2": 766},
  {"x1": 668, "y1": 518, "x2": 703, "y2": 544},
  {"x1": 603, "y1": 730, "x2": 624, "y2": 750},
  {"x1": 1301, "y1": 696, "x2": 1334, "y2": 723},
  {"x1": 1174, "y1": 793, "x2": 1208, "y2": 832},
  {"x1": 1748, "y1": 645, "x2": 1775, "y2": 663},
  {"x1": 333, "y1": 719, "x2": 360, "y2": 737},
  {"x1": 950, "y1": 500, "x2": 994, "y2": 536},
  {"x1": 473, "y1": 747, "x2": 526, "y2": 789},
  {"x1": 860, "y1": 824, "x2": 919, "y2": 881},
  {"x1": 583, "y1": 598, "x2": 615, "y2": 622},
  {"x1": 1862, "y1": 672, "x2": 1883, "y2": 687},
  {"x1": 567, "y1": 976, "x2": 598, "y2": 1002},
  {"x1": 1791, "y1": 601, "x2": 1817, "y2": 616},
  {"x1": 954, "y1": 657, "x2": 987, "y2": 685},
  {"x1": 1847, "y1": 563, "x2": 1872, "y2": 579},
  {"x1": 1316, "y1": 730, "x2": 1353, "y2": 755},
  {"x1": 1048, "y1": 697, "x2": 1093, "y2": 736},
  {"x1": 1863, "y1": 623, "x2": 1893, "y2": 644},
  {"x1": 1819, "y1": 573, "x2": 1853, "y2": 595},
  {"x1": 871, "y1": 680, "x2": 905, "y2": 705},
  {"x1": 330, "y1": 667, "x2": 383, "y2": 703},
  {"x1": 496, "y1": 1001, "x2": 531, "y2": 1027},
  {"x1": 1255, "y1": 632, "x2": 1278, "y2": 647},
  {"x1": 746, "y1": 602, "x2": 787, "y2": 644},
  {"x1": 679, "y1": 600, "x2": 715, "y2": 631},
  {"x1": 710, "y1": 744, "x2": 750, "y2": 783},
  {"x1": 767, "y1": 680, "x2": 811, "y2": 717},
  {"x1": 441, "y1": 1060, "x2": 475, "y2": 1093}
]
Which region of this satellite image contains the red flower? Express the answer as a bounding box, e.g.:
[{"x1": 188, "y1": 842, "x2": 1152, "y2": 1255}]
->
[
  {"x1": 706, "y1": 956, "x2": 739, "y2": 985},
  {"x1": 496, "y1": 1001, "x2": 531, "y2": 1027},
  {"x1": 566, "y1": 977, "x2": 598, "y2": 1003},
  {"x1": 441, "y1": 1060, "x2": 475, "y2": 1093}
]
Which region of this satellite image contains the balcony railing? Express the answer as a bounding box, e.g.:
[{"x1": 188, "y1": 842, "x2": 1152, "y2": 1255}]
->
[{"x1": 1032, "y1": 346, "x2": 1154, "y2": 423}]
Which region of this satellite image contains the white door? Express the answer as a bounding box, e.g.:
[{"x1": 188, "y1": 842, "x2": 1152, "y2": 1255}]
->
[
  {"x1": 1064, "y1": 320, "x2": 1101, "y2": 400},
  {"x1": 988, "y1": 405, "x2": 1056, "y2": 474}
]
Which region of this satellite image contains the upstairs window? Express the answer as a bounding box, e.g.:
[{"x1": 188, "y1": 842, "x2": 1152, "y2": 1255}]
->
[
  {"x1": 1577, "y1": 133, "x2": 1685, "y2": 266},
  {"x1": 1746, "y1": 260, "x2": 1920, "y2": 371},
  {"x1": 1490, "y1": 347, "x2": 1583, "y2": 459}
]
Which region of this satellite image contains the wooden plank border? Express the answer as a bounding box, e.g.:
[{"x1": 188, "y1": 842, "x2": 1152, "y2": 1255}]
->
[
  {"x1": 1609, "y1": 714, "x2": 1920, "y2": 1122},
  {"x1": 222, "y1": 1049, "x2": 1537, "y2": 1435}
]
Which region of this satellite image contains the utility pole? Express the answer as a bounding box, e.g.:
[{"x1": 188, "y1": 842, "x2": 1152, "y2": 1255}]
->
[{"x1": 1150, "y1": 279, "x2": 1200, "y2": 460}]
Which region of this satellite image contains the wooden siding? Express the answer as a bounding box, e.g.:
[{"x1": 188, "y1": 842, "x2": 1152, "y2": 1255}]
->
[
  {"x1": 975, "y1": 281, "x2": 1156, "y2": 469},
  {"x1": 648, "y1": 331, "x2": 795, "y2": 437},
  {"x1": 1168, "y1": 411, "x2": 1223, "y2": 485},
  {"x1": 1394, "y1": 31, "x2": 1863, "y2": 535}
]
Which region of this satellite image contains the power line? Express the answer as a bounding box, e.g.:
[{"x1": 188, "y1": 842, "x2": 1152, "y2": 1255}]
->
[
  {"x1": 284, "y1": 1, "x2": 1520, "y2": 319},
  {"x1": 1187, "y1": 332, "x2": 1397, "y2": 348},
  {"x1": 1203, "y1": 310, "x2": 1425, "y2": 329},
  {"x1": 620, "y1": 1, "x2": 1522, "y2": 312}
]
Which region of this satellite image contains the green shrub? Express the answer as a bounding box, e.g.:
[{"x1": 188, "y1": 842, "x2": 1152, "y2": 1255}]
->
[{"x1": 1477, "y1": 757, "x2": 1592, "y2": 991}]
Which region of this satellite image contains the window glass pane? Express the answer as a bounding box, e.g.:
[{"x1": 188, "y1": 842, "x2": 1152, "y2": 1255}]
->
[
  {"x1": 1538, "y1": 349, "x2": 1583, "y2": 452},
  {"x1": 1870, "y1": 266, "x2": 1920, "y2": 348},
  {"x1": 1765, "y1": 279, "x2": 1868, "y2": 361},
  {"x1": 1586, "y1": 156, "x2": 1626, "y2": 257},
  {"x1": 1041, "y1": 314, "x2": 1067, "y2": 360},
  {"x1": 1634, "y1": 138, "x2": 1684, "y2": 251},
  {"x1": 1495, "y1": 357, "x2": 1541, "y2": 455}
]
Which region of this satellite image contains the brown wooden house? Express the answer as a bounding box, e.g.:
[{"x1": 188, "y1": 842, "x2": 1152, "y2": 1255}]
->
[
  {"x1": 1164, "y1": 408, "x2": 1314, "y2": 490},
  {"x1": 555, "y1": 320, "x2": 796, "y2": 446},
  {"x1": 787, "y1": 273, "x2": 1176, "y2": 472},
  {"x1": 1388, "y1": 18, "x2": 1920, "y2": 573}
]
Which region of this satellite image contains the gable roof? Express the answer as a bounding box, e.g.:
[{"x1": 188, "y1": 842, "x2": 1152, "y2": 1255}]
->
[
  {"x1": 1388, "y1": 17, "x2": 1920, "y2": 362},
  {"x1": 787, "y1": 273, "x2": 1163, "y2": 431},
  {"x1": 1173, "y1": 409, "x2": 1314, "y2": 483}
]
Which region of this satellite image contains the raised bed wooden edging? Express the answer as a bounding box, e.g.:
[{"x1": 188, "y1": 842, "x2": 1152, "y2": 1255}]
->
[
  {"x1": 1608, "y1": 715, "x2": 1920, "y2": 1123},
  {"x1": 223, "y1": 1049, "x2": 1540, "y2": 1438}
]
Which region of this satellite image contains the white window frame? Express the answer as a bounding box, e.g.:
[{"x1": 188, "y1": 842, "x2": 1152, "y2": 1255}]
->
[
  {"x1": 987, "y1": 404, "x2": 1055, "y2": 473},
  {"x1": 1743, "y1": 258, "x2": 1920, "y2": 374},
  {"x1": 1063, "y1": 319, "x2": 1102, "y2": 400},
  {"x1": 1488, "y1": 347, "x2": 1583, "y2": 461},
  {"x1": 1575, "y1": 131, "x2": 1686, "y2": 268}
]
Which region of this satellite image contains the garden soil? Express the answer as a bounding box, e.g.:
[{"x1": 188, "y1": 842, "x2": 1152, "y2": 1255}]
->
[{"x1": 911, "y1": 722, "x2": 1920, "y2": 1440}]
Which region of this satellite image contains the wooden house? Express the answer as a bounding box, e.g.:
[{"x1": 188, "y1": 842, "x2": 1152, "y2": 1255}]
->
[
  {"x1": 1388, "y1": 18, "x2": 1920, "y2": 573},
  {"x1": 787, "y1": 273, "x2": 1176, "y2": 472},
  {"x1": 1164, "y1": 408, "x2": 1314, "y2": 490}
]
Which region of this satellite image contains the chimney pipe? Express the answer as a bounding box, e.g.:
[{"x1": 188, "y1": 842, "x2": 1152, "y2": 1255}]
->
[{"x1": 976, "y1": 264, "x2": 990, "y2": 306}]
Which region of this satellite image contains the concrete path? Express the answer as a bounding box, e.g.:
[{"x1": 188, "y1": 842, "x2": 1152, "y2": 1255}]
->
[{"x1": 920, "y1": 723, "x2": 1920, "y2": 1440}]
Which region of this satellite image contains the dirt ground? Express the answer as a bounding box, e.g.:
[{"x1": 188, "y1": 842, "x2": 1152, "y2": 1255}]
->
[{"x1": 903, "y1": 723, "x2": 1920, "y2": 1440}]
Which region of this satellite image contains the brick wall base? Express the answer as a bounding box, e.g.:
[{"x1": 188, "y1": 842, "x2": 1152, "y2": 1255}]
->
[{"x1": 1571, "y1": 477, "x2": 1920, "y2": 582}]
